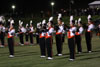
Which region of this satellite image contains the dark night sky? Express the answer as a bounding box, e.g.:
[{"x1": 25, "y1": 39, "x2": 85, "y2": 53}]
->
[{"x1": 0, "y1": 0, "x2": 96, "y2": 14}]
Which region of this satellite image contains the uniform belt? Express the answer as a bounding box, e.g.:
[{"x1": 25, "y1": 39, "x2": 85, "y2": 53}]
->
[{"x1": 56, "y1": 32, "x2": 62, "y2": 35}]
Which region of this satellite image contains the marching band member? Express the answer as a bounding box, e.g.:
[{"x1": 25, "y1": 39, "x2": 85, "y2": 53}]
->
[
  {"x1": 36, "y1": 23, "x2": 41, "y2": 44},
  {"x1": 67, "y1": 16, "x2": 76, "y2": 61},
  {"x1": 62, "y1": 22, "x2": 66, "y2": 43},
  {"x1": 75, "y1": 18, "x2": 84, "y2": 53},
  {"x1": 7, "y1": 19, "x2": 15, "y2": 58},
  {"x1": 25, "y1": 24, "x2": 29, "y2": 44},
  {"x1": 39, "y1": 20, "x2": 46, "y2": 58},
  {"x1": 55, "y1": 14, "x2": 63, "y2": 56},
  {"x1": 0, "y1": 16, "x2": 5, "y2": 47},
  {"x1": 29, "y1": 20, "x2": 34, "y2": 45},
  {"x1": 45, "y1": 17, "x2": 54, "y2": 60},
  {"x1": 97, "y1": 24, "x2": 100, "y2": 37},
  {"x1": 85, "y1": 15, "x2": 94, "y2": 53},
  {"x1": 18, "y1": 21, "x2": 26, "y2": 46}
]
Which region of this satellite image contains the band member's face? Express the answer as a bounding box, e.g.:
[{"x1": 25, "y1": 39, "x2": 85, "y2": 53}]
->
[
  {"x1": 10, "y1": 25, "x2": 13, "y2": 29},
  {"x1": 30, "y1": 25, "x2": 32, "y2": 27},
  {"x1": 88, "y1": 21, "x2": 91, "y2": 24},
  {"x1": 48, "y1": 22, "x2": 51, "y2": 27},
  {"x1": 70, "y1": 23, "x2": 73, "y2": 27},
  {"x1": 26, "y1": 26, "x2": 28, "y2": 28},
  {"x1": 20, "y1": 26, "x2": 22, "y2": 28},
  {"x1": 78, "y1": 24, "x2": 81, "y2": 26},
  {"x1": 58, "y1": 20, "x2": 62, "y2": 25}
]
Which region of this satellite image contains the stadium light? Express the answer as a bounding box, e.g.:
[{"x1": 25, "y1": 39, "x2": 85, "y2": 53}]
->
[
  {"x1": 51, "y1": 2, "x2": 55, "y2": 6},
  {"x1": 11, "y1": 5, "x2": 16, "y2": 14},
  {"x1": 51, "y1": 2, "x2": 55, "y2": 16}
]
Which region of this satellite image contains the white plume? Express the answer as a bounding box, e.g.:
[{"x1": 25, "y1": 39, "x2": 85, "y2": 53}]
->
[
  {"x1": 10, "y1": 20, "x2": 14, "y2": 26},
  {"x1": 87, "y1": 15, "x2": 91, "y2": 20},
  {"x1": 58, "y1": 13, "x2": 62, "y2": 20},
  {"x1": 42, "y1": 19, "x2": 46, "y2": 25},
  {"x1": 70, "y1": 15, "x2": 74, "y2": 24},
  {"x1": 78, "y1": 18, "x2": 81, "y2": 23},
  {"x1": 49, "y1": 17, "x2": 53, "y2": 22},
  {"x1": 26, "y1": 24, "x2": 28, "y2": 27},
  {"x1": 30, "y1": 20, "x2": 33, "y2": 25}
]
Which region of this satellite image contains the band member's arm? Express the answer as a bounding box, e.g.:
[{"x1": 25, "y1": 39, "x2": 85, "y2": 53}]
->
[
  {"x1": 29, "y1": 27, "x2": 34, "y2": 33},
  {"x1": 72, "y1": 27, "x2": 77, "y2": 34},
  {"x1": 88, "y1": 24, "x2": 94, "y2": 32},
  {"x1": 48, "y1": 28, "x2": 54, "y2": 35},
  {"x1": 79, "y1": 27, "x2": 84, "y2": 34},
  {"x1": 8, "y1": 29, "x2": 15, "y2": 36},
  {"x1": 59, "y1": 26, "x2": 63, "y2": 33}
]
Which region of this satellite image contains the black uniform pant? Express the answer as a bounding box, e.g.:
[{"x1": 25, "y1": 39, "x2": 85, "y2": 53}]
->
[
  {"x1": 68, "y1": 37, "x2": 75, "y2": 59},
  {"x1": 8, "y1": 38, "x2": 14, "y2": 55},
  {"x1": 39, "y1": 37, "x2": 46, "y2": 56},
  {"x1": 25, "y1": 34, "x2": 29, "y2": 42},
  {"x1": 46, "y1": 38, "x2": 52, "y2": 57},
  {"x1": 36, "y1": 35, "x2": 39, "y2": 44},
  {"x1": 85, "y1": 32, "x2": 92, "y2": 51},
  {"x1": 75, "y1": 35, "x2": 82, "y2": 52},
  {"x1": 56, "y1": 34, "x2": 62, "y2": 54},
  {"x1": 29, "y1": 33, "x2": 33, "y2": 44},
  {"x1": 19, "y1": 33, "x2": 24, "y2": 44},
  {"x1": 62, "y1": 34, "x2": 65, "y2": 43},
  {"x1": 0, "y1": 34, "x2": 5, "y2": 45}
]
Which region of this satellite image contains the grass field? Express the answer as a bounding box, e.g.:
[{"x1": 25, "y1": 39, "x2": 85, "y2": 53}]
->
[{"x1": 0, "y1": 34, "x2": 100, "y2": 67}]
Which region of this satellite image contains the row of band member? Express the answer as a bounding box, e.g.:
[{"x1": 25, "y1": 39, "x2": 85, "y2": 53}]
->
[
  {"x1": 38, "y1": 14, "x2": 94, "y2": 61},
  {"x1": 0, "y1": 15, "x2": 94, "y2": 61}
]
